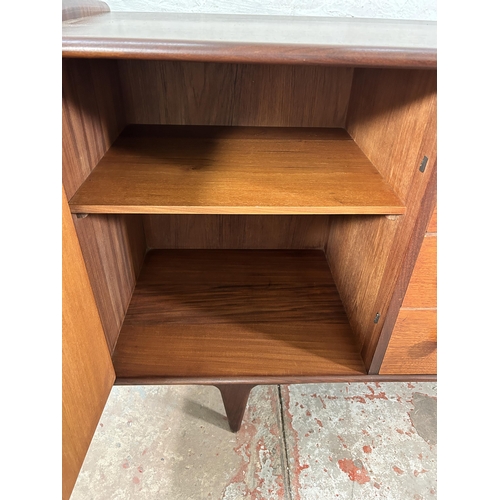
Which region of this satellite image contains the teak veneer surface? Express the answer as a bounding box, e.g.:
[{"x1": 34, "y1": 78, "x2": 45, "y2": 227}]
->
[
  {"x1": 62, "y1": 13, "x2": 436, "y2": 68},
  {"x1": 118, "y1": 62, "x2": 353, "y2": 128},
  {"x1": 427, "y1": 206, "x2": 437, "y2": 233},
  {"x1": 112, "y1": 250, "x2": 366, "y2": 379},
  {"x1": 402, "y1": 235, "x2": 436, "y2": 309},
  {"x1": 379, "y1": 309, "x2": 437, "y2": 375},
  {"x1": 144, "y1": 215, "x2": 330, "y2": 250},
  {"x1": 69, "y1": 126, "x2": 405, "y2": 215},
  {"x1": 62, "y1": 186, "x2": 115, "y2": 499}
]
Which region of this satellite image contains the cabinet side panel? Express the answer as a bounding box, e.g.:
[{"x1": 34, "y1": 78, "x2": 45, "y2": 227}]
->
[
  {"x1": 63, "y1": 58, "x2": 124, "y2": 199},
  {"x1": 326, "y1": 69, "x2": 436, "y2": 370},
  {"x1": 62, "y1": 186, "x2": 115, "y2": 500},
  {"x1": 401, "y1": 235, "x2": 436, "y2": 309},
  {"x1": 118, "y1": 61, "x2": 352, "y2": 127},
  {"x1": 381, "y1": 201, "x2": 437, "y2": 375},
  {"x1": 144, "y1": 215, "x2": 330, "y2": 249},
  {"x1": 379, "y1": 310, "x2": 437, "y2": 375},
  {"x1": 71, "y1": 214, "x2": 146, "y2": 351},
  {"x1": 427, "y1": 205, "x2": 437, "y2": 233},
  {"x1": 63, "y1": 58, "x2": 147, "y2": 352}
]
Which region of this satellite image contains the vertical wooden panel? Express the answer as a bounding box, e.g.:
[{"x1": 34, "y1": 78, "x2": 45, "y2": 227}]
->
[
  {"x1": 326, "y1": 69, "x2": 437, "y2": 369},
  {"x1": 379, "y1": 310, "x2": 437, "y2": 375},
  {"x1": 63, "y1": 58, "x2": 147, "y2": 352},
  {"x1": 62, "y1": 58, "x2": 124, "y2": 199},
  {"x1": 401, "y1": 235, "x2": 436, "y2": 308},
  {"x1": 62, "y1": 186, "x2": 115, "y2": 500},
  {"x1": 118, "y1": 61, "x2": 352, "y2": 127},
  {"x1": 144, "y1": 215, "x2": 330, "y2": 250},
  {"x1": 427, "y1": 206, "x2": 437, "y2": 233},
  {"x1": 347, "y1": 69, "x2": 437, "y2": 201},
  {"x1": 380, "y1": 192, "x2": 437, "y2": 375},
  {"x1": 72, "y1": 214, "x2": 146, "y2": 351},
  {"x1": 119, "y1": 61, "x2": 238, "y2": 125},
  {"x1": 231, "y1": 65, "x2": 352, "y2": 127}
]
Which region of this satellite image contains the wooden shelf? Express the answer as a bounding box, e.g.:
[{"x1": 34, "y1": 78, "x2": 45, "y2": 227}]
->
[
  {"x1": 112, "y1": 250, "x2": 366, "y2": 381},
  {"x1": 62, "y1": 12, "x2": 436, "y2": 69},
  {"x1": 69, "y1": 125, "x2": 405, "y2": 215}
]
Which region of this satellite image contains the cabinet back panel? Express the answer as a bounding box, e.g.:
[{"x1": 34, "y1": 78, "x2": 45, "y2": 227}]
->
[
  {"x1": 63, "y1": 58, "x2": 147, "y2": 352},
  {"x1": 326, "y1": 69, "x2": 437, "y2": 369},
  {"x1": 144, "y1": 215, "x2": 329, "y2": 250},
  {"x1": 118, "y1": 61, "x2": 353, "y2": 128}
]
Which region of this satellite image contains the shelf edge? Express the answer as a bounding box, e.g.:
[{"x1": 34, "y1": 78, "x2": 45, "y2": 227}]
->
[{"x1": 62, "y1": 38, "x2": 436, "y2": 68}]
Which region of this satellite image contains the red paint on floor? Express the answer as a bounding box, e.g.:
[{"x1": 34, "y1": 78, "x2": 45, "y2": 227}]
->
[
  {"x1": 346, "y1": 395, "x2": 367, "y2": 403},
  {"x1": 337, "y1": 459, "x2": 370, "y2": 484},
  {"x1": 224, "y1": 421, "x2": 259, "y2": 495},
  {"x1": 363, "y1": 445, "x2": 372, "y2": 453},
  {"x1": 337, "y1": 435, "x2": 348, "y2": 449},
  {"x1": 413, "y1": 469, "x2": 428, "y2": 477},
  {"x1": 365, "y1": 386, "x2": 389, "y2": 401},
  {"x1": 392, "y1": 466, "x2": 404, "y2": 475}
]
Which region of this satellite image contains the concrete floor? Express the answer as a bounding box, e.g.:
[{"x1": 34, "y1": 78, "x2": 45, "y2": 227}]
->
[{"x1": 71, "y1": 382, "x2": 436, "y2": 499}]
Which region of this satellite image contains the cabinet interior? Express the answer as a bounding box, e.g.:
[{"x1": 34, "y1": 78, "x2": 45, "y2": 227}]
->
[{"x1": 62, "y1": 58, "x2": 436, "y2": 380}]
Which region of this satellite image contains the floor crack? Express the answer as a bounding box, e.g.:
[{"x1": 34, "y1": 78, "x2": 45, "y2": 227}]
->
[{"x1": 278, "y1": 385, "x2": 293, "y2": 500}]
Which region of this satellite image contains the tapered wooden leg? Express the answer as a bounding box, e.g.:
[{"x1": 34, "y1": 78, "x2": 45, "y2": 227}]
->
[{"x1": 215, "y1": 384, "x2": 256, "y2": 432}]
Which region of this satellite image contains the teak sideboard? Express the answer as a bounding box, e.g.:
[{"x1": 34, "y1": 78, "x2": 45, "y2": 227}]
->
[{"x1": 62, "y1": 3, "x2": 437, "y2": 498}]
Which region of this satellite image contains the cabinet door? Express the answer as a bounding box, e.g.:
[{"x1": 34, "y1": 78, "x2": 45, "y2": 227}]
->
[
  {"x1": 62, "y1": 186, "x2": 115, "y2": 499},
  {"x1": 380, "y1": 206, "x2": 437, "y2": 375}
]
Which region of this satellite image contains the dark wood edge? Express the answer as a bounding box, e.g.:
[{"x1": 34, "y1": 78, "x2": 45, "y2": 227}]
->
[
  {"x1": 62, "y1": 0, "x2": 110, "y2": 22},
  {"x1": 62, "y1": 39, "x2": 436, "y2": 69},
  {"x1": 115, "y1": 374, "x2": 436, "y2": 385},
  {"x1": 368, "y1": 163, "x2": 437, "y2": 374}
]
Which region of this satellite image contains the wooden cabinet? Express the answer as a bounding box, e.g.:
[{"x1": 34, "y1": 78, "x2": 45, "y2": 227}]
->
[
  {"x1": 62, "y1": 5, "x2": 436, "y2": 498},
  {"x1": 380, "y1": 207, "x2": 437, "y2": 374}
]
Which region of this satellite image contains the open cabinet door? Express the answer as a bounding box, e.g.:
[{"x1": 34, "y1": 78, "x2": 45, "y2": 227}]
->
[{"x1": 62, "y1": 185, "x2": 115, "y2": 499}]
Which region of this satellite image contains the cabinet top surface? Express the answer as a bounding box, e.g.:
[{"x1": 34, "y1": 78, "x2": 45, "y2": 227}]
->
[{"x1": 62, "y1": 12, "x2": 436, "y2": 68}]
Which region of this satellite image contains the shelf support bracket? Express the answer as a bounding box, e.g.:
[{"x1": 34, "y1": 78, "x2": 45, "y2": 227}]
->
[{"x1": 215, "y1": 384, "x2": 256, "y2": 433}]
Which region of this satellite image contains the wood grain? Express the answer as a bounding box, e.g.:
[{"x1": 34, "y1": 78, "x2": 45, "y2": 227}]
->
[
  {"x1": 427, "y1": 206, "x2": 437, "y2": 233},
  {"x1": 71, "y1": 214, "x2": 147, "y2": 351},
  {"x1": 62, "y1": 13, "x2": 436, "y2": 69},
  {"x1": 144, "y1": 215, "x2": 329, "y2": 250},
  {"x1": 63, "y1": 58, "x2": 147, "y2": 351},
  {"x1": 402, "y1": 235, "x2": 436, "y2": 308},
  {"x1": 118, "y1": 61, "x2": 352, "y2": 127},
  {"x1": 325, "y1": 69, "x2": 437, "y2": 370},
  {"x1": 62, "y1": 186, "x2": 115, "y2": 500},
  {"x1": 112, "y1": 250, "x2": 366, "y2": 379},
  {"x1": 68, "y1": 125, "x2": 405, "y2": 215},
  {"x1": 369, "y1": 167, "x2": 437, "y2": 374},
  {"x1": 379, "y1": 310, "x2": 437, "y2": 375},
  {"x1": 62, "y1": 58, "x2": 124, "y2": 200}
]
